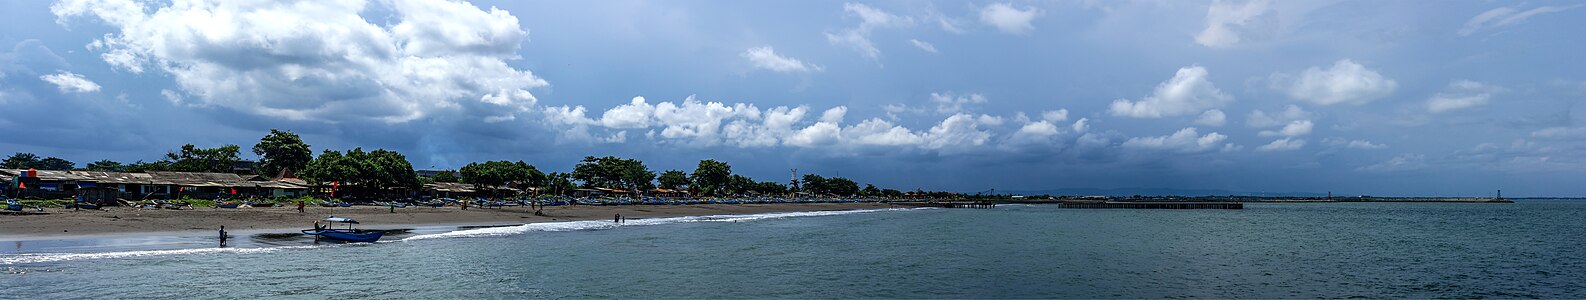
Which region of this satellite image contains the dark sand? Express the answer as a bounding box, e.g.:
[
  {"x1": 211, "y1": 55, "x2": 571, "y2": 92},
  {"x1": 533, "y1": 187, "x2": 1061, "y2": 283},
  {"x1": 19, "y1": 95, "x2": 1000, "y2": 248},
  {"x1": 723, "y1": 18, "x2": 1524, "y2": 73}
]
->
[{"x1": 0, "y1": 203, "x2": 905, "y2": 240}]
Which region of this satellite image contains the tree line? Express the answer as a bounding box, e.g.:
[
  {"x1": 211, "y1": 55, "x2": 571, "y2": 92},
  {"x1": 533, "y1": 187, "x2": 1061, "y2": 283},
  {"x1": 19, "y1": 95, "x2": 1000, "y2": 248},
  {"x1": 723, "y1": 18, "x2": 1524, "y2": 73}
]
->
[{"x1": 4, "y1": 129, "x2": 906, "y2": 198}]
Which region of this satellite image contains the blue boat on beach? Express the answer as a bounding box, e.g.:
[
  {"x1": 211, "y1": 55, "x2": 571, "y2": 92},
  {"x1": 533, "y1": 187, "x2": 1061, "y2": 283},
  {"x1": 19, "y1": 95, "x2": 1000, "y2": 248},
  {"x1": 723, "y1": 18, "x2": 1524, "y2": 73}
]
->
[{"x1": 302, "y1": 216, "x2": 384, "y2": 243}]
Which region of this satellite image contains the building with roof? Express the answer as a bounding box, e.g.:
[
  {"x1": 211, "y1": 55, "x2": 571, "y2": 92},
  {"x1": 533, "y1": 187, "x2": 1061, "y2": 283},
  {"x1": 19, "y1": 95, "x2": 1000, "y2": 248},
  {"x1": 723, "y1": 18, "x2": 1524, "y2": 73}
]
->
[{"x1": 0, "y1": 169, "x2": 310, "y2": 204}]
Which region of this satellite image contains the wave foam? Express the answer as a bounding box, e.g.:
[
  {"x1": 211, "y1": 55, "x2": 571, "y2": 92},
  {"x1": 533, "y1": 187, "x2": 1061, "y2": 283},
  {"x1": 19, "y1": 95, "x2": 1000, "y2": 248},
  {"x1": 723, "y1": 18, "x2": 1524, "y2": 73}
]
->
[
  {"x1": 1, "y1": 245, "x2": 328, "y2": 265},
  {"x1": 402, "y1": 208, "x2": 923, "y2": 241}
]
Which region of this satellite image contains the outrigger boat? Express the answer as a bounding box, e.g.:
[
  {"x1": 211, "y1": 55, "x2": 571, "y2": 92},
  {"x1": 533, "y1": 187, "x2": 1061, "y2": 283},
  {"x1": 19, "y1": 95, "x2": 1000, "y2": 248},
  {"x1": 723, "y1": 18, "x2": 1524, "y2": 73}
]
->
[{"x1": 301, "y1": 216, "x2": 384, "y2": 243}]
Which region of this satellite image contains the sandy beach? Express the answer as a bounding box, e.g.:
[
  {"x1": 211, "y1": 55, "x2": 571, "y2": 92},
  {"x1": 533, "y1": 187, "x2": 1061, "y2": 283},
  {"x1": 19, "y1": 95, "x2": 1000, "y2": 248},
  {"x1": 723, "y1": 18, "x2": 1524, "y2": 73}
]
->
[{"x1": 0, "y1": 203, "x2": 906, "y2": 240}]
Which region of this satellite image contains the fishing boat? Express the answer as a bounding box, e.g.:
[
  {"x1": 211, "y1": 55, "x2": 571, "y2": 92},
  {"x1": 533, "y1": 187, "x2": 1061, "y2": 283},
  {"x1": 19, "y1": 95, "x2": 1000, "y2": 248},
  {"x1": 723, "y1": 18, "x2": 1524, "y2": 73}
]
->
[
  {"x1": 301, "y1": 216, "x2": 385, "y2": 243},
  {"x1": 5, "y1": 198, "x2": 21, "y2": 212}
]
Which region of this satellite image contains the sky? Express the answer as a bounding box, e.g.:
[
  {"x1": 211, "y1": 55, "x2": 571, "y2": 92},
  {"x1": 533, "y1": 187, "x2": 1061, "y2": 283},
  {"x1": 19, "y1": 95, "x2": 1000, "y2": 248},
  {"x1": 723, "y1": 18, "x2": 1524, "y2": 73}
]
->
[{"x1": 2, "y1": 0, "x2": 1584, "y2": 196}]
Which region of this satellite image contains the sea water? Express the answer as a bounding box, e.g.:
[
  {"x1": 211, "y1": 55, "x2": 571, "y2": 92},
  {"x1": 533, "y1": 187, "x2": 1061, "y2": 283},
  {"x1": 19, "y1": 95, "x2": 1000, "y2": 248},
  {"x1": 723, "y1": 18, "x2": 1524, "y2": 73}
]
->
[{"x1": 4, "y1": 201, "x2": 1586, "y2": 298}]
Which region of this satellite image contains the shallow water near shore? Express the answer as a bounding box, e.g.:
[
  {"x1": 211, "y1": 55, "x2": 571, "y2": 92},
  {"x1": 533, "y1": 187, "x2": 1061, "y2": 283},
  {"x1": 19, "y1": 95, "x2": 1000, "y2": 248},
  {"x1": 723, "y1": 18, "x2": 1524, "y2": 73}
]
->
[{"x1": 4, "y1": 201, "x2": 1586, "y2": 298}]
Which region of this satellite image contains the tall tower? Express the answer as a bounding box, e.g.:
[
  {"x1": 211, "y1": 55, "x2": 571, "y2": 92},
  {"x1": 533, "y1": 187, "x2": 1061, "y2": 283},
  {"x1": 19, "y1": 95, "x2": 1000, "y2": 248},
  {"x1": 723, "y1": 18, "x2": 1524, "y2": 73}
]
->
[{"x1": 790, "y1": 168, "x2": 800, "y2": 193}]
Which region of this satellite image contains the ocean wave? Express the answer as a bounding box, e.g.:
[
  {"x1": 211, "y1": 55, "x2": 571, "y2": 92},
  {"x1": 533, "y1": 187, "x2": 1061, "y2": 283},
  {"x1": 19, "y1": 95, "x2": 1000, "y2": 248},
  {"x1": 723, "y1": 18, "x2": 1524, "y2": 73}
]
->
[
  {"x1": 401, "y1": 208, "x2": 925, "y2": 241},
  {"x1": 0, "y1": 245, "x2": 330, "y2": 265}
]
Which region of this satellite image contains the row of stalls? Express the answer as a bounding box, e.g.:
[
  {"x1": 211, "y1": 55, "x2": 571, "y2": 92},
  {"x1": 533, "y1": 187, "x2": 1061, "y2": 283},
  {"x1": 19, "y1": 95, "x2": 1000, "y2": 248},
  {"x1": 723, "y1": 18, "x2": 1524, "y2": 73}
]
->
[{"x1": 1, "y1": 169, "x2": 311, "y2": 205}]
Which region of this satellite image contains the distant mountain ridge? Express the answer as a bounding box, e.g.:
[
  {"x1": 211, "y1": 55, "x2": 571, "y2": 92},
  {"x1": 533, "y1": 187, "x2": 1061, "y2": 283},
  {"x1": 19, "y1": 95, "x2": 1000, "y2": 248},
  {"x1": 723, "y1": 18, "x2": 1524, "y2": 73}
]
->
[{"x1": 1000, "y1": 188, "x2": 1332, "y2": 197}]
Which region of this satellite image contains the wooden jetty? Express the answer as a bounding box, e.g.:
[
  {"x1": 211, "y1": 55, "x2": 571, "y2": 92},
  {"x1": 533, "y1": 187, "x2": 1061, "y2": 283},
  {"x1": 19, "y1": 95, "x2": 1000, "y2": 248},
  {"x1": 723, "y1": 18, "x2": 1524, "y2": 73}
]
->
[{"x1": 1058, "y1": 201, "x2": 1242, "y2": 209}]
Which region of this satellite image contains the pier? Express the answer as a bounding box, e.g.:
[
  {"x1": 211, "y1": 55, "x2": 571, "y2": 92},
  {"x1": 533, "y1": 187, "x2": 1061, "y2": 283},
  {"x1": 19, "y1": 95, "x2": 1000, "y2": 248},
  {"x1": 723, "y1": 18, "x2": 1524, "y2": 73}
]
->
[{"x1": 1058, "y1": 201, "x2": 1242, "y2": 209}]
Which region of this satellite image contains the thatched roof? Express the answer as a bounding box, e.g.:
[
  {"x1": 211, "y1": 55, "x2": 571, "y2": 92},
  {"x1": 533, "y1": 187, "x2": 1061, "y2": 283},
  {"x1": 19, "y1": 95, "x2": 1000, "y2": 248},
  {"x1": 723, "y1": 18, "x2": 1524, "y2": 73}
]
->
[
  {"x1": 0, "y1": 169, "x2": 305, "y2": 189},
  {"x1": 423, "y1": 182, "x2": 476, "y2": 193}
]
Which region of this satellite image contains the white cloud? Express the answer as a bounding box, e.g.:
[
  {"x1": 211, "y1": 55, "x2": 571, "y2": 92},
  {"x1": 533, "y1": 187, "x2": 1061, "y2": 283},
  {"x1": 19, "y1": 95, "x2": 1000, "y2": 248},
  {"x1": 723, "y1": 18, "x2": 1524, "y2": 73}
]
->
[
  {"x1": 1357, "y1": 153, "x2": 1426, "y2": 172},
  {"x1": 1041, "y1": 109, "x2": 1069, "y2": 123},
  {"x1": 39, "y1": 72, "x2": 100, "y2": 93},
  {"x1": 54, "y1": 0, "x2": 548, "y2": 123},
  {"x1": 828, "y1": 3, "x2": 912, "y2": 60},
  {"x1": 742, "y1": 46, "x2": 822, "y2": 73},
  {"x1": 1246, "y1": 105, "x2": 1311, "y2": 128},
  {"x1": 930, "y1": 92, "x2": 987, "y2": 114},
  {"x1": 601, "y1": 96, "x2": 656, "y2": 129},
  {"x1": 159, "y1": 89, "x2": 186, "y2": 105},
  {"x1": 1460, "y1": 4, "x2": 1584, "y2": 36},
  {"x1": 1322, "y1": 137, "x2": 1387, "y2": 149},
  {"x1": 1271, "y1": 59, "x2": 1396, "y2": 106},
  {"x1": 1426, "y1": 80, "x2": 1502, "y2": 113},
  {"x1": 979, "y1": 3, "x2": 1041, "y2": 34},
  {"x1": 1109, "y1": 66, "x2": 1233, "y2": 118},
  {"x1": 1258, "y1": 120, "x2": 1313, "y2": 137},
  {"x1": 1122, "y1": 127, "x2": 1228, "y2": 153},
  {"x1": 846, "y1": 118, "x2": 923, "y2": 146},
  {"x1": 908, "y1": 39, "x2": 938, "y2": 53},
  {"x1": 1256, "y1": 138, "x2": 1306, "y2": 151},
  {"x1": 1195, "y1": 0, "x2": 1273, "y2": 47},
  {"x1": 1531, "y1": 127, "x2": 1586, "y2": 140},
  {"x1": 820, "y1": 106, "x2": 848, "y2": 124},
  {"x1": 786, "y1": 122, "x2": 843, "y2": 147},
  {"x1": 922, "y1": 113, "x2": 993, "y2": 150},
  {"x1": 1194, "y1": 109, "x2": 1226, "y2": 127},
  {"x1": 1071, "y1": 118, "x2": 1090, "y2": 133}
]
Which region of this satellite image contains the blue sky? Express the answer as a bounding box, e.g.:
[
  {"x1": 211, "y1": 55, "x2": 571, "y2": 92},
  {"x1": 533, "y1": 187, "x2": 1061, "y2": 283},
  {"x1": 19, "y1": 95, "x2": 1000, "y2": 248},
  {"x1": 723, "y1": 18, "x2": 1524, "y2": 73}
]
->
[{"x1": 2, "y1": 0, "x2": 1584, "y2": 196}]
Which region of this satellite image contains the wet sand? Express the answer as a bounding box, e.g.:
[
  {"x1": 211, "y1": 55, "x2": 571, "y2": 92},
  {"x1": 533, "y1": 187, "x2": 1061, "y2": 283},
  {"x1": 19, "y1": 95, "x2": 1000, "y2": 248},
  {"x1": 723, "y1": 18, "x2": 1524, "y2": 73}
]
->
[{"x1": 0, "y1": 203, "x2": 904, "y2": 240}]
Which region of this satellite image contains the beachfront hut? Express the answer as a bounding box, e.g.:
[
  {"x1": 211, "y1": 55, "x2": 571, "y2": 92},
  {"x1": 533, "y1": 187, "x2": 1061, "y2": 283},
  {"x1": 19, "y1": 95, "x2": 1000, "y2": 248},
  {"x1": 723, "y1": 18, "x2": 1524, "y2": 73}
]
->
[
  {"x1": 650, "y1": 188, "x2": 688, "y2": 198},
  {"x1": 423, "y1": 182, "x2": 479, "y2": 199},
  {"x1": 571, "y1": 188, "x2": 605, "y2": 198}
]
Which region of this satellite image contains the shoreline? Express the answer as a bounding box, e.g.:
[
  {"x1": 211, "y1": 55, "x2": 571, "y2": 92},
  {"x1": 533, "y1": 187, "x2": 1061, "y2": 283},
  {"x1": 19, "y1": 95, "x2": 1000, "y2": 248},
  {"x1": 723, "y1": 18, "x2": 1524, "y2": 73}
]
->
[{"x1": 0, "y1": 202, "x2": 906, "y2": 240}]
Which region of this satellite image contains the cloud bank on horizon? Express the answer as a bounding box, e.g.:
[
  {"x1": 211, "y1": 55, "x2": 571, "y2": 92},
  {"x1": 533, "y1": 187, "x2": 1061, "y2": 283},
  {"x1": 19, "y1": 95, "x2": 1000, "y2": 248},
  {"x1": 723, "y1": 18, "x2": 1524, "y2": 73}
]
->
[{"x1": 1, "y1": 0, "x2": 1584, "y2": 196}]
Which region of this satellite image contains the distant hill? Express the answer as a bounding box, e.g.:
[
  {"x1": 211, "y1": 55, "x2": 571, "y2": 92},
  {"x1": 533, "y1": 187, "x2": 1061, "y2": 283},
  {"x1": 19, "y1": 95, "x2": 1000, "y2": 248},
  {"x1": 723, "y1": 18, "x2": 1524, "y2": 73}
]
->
[{"x1": 1000, "y1": 188, "x2": 1332, "y2": 198}]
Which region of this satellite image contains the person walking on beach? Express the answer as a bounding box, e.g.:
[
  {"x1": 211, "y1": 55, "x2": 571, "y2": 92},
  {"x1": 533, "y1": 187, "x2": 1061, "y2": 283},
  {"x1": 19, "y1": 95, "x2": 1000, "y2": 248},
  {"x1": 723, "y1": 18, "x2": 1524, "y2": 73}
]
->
[
  {"x1": 296, "y1": 200, "x2": 305, "y2": 213},
  {"x1": 615, "y1": 213, "x2": 622, "y2": 223}
]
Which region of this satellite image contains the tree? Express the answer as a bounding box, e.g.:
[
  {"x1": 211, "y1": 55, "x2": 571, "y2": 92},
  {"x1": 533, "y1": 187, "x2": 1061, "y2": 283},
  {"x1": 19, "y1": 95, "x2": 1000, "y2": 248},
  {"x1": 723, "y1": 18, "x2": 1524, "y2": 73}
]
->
[
  {"x1": 301, "y1": 148, "x2": 417, "y2": 198},
  {"x1": 690, "y1": 159, "x2": 732, "y2": 196},
  {"x1": 85, "y1": 160, "x2": 126, "y2": 172},
  {"x1": 801, "y1": 174, "x2": 828, "y2": 195},
  {"x1": 657, "y1": 170, "x2": 689, "y2": 190},
  {"x1": 2, "y1": 153, "x2": 39, "y2": 169},
  {"x1": 302, "y1": 149, "x2": 356, "y2": 186},
  {"x1": 546, "y1": 172, "x2": 577, "y2": 195},
  {"x1": 753, "y1": 181, "x2": 788, "y2": 195},
  {"x1": 124, "y1": 160, "x2": 170, "y2": 172},
  {"x1": 432, "y1": 170, "x2": 458, "y2": 183},
  {"x1": 862, "y1": 184, "x2": 880, "y2": 196},
  {"x1": 36, "y1": 157, "x2": 74, "y2": 170},
  {"x1": 571, "y1": 156, "x2": 654, "y2": 195},
  {"x1": 826, "y1": 177, "x2": 860, "y2": 196},
  {"x1": 253, "y1": 129, "x2": 313, "y2": 177},
  {"x1": 165, "y1": 144, "x2": 241, "y2": 173}
]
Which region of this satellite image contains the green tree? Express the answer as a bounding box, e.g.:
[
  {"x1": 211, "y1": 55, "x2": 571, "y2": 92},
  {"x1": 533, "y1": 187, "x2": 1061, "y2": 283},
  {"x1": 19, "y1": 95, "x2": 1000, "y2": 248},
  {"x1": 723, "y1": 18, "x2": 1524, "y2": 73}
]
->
[
  {"x1": 826, "y1": 177, "x2": 860, "y2": 196},
  {"x1": 862, "y1": 184, "x2": 880, "y2": 196},
  {"x1": 165, "y1": 144, "x2": 241, "y2": 173},
  {"x1": 302, "y1": 148, "x2": 417, "y2": 198},
  {"x1": 85, "y1": 160, "x2": 126, "y2": 172},
  {"x1": 432, "y1": 170, "x2": 458, "y2": 183},
  {"x1": 1, "y1": 153, "x2": 40, "y2": 169},
  {"x1": 801, "y1": 174, "x2": 828, "y2": 195},
  {"x1": 571, "y1": 156, "x2": 654, "y2": 195},
  {"x1": 753, "y1": 181, "x2": 788, "y2": 195},
  {"x1": 253, "y1": 129, "x2": 313, "y2": 177},
  {"x1": 36, "y1": 157, "x2": 74, "y2": 170},
  {"x1": 124, "y1": 160, "x2": 170, "y2": 172},
  {"x1": 302, "y1": 149, "x2": 353, "y2": 185},
  {"x1": 690, "y1": 159, "x2": 732, "y2": 196},
  {"x1": 657, "y1": 170, "x2": 689, "y2": 190},
  {"x1": 546, "y1": 172, "x2": 577, "y2": 195}
]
